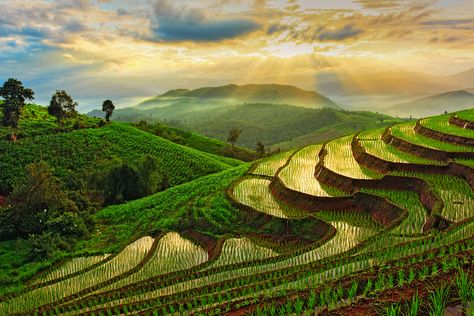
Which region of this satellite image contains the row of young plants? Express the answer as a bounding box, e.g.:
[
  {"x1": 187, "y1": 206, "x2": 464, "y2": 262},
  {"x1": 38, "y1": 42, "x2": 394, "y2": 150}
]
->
[
  {"x1": 390, "y1": 121, "x2": 474, "y2": 153},
  {"x1": 455, "y1": 109, "x2": 474, "y2": 122},
  {"x1": 198, "y1": 238, "x2": 474, "y2": 315},
  {"x1": 396, "y1": 172, "x2": 474, "y2": 223},
  {"x1": 355, "y1": 130, "x2": 474, "y2": 227},
  {"x1": 30, "y1": 254, "x2": 111, "y2": 286},
  {"x1": 276, "y1": 144, "x2": 346, "y2": 197},
  {"x1": 0, "y1": 236, "x2": 156, "y2": 314},
  {"x1": 248, "y1": 151, "x2": 294, "y2": 177},
  {"x1": 90, "y1": 232, "x2": 209, "y2": 295},
  {"x1": 33, "y1": 217, "x2": 474, "y2": 315},
  {"x1": 359, "y1": 128, "x2": 444, "y2": 165},
  {"x1": 28, "y1": 220, "x2": 474, "y2": 314},
  {"x1": 232, "y1": 176, "x2": 309, "y2": 219},
  {"x1": 319, "y1": 135, "x2": 438, "y2": 236},
  {"x1": 421, "y1": 114, "x2": 474, "y2": 139},
  {"x1": 46, "y1": 228, "x2": 474, "y2": 315},
  {"x1": 324, "y1": 135, "x2": 383, "y2": 180}
]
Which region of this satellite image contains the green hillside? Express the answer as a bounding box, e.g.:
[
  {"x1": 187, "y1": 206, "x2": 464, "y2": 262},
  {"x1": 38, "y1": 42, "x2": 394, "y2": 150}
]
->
[
  {"x1": 89, "y1": 103, "x2": 401, "y2": 148},
  {"x1": 0, "y1": 105, "x2": 241, "y2": 193},
  {"x1": 0, "y1": 103, "x2": 99, "y2": 139},
  {"x1": 133, "y1": 121, "x2": 256, "y2": 161}
]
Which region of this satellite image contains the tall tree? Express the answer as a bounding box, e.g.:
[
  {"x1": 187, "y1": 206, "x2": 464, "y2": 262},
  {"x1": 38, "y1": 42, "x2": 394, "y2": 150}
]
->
[
  {"x1": 0, "y1": 78, "x2": 34, "y2": 130},
  {"x1": 102, "y1": 99, "x2": 115, "y2": 123},
  {"x1": 48, "y1": 90, "x2": 78, "y2": 123},
  {"x1": 256, "y1": 141, "x2": 266, "y2": 158},
  {"x1": 227, "y1": 128, "x2": 241, "y2": 148}
]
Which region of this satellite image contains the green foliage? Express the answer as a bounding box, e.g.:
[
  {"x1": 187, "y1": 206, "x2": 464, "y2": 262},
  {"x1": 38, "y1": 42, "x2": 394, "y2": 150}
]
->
[
  {"x1": 455, "y1": 268, "x2": 473, "y2": 307},
  {"x1": 26, "y1": 232, "x2": 67, "y2": 261},
  {"x1": 91, "y1": 156, "x2": 164, "y2": 204},
  {"x1": 429, "y1": 286, "x2": 450, "y2": 316},
  {"x1": 134, "y1": 121, "x2": 252, "y2": 162},
  {"x1": 385, "y1": 303, "x2": 401, "y2": 316},
  {"x1": 407, "y1": 291, "x2": 421, "y2": 316},
  {"x1": 1, "y1": 161, "x2": 78, "y2": 239}
]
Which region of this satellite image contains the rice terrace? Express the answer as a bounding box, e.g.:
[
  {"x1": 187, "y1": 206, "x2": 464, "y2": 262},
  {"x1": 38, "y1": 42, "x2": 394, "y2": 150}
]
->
[{"x1": 1, "y1": 0, "x2": 474, "y2": 315}]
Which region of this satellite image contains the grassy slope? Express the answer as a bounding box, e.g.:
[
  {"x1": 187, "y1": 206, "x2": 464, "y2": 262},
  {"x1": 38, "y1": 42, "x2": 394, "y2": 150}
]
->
[
  {"x1": 0, "y1": 104, "x2": 99, "y2": 139},
  {"x1": 90, "y1": 164, "x2": 250, "y2": 252},
  {"x1": 136, "y1": 123, "x2": 255, "y2": 162},
  {"x1": 0, "y1": 121, "x2": 240, "y2": 192}
]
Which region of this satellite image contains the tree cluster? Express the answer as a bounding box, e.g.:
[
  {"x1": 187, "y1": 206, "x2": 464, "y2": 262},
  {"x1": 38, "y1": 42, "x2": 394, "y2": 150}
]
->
[
  {"x1": 90, "y1": 155, "x2": 169, "y2": 205},
  {"x1": 0, "y1": 79, "x2": 116, "y2": 138},
  {"x1": 0, "y1": 161, "x2": 90, "y2": 259},
  {"x1": 0, "y1": 78, "x2": 34, "y2": 133}
]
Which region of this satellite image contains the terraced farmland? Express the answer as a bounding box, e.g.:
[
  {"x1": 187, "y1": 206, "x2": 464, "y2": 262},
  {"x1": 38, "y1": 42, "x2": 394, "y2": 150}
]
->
[{"x1": 2, "y1": 110, "x2": 474, "y2": 315}]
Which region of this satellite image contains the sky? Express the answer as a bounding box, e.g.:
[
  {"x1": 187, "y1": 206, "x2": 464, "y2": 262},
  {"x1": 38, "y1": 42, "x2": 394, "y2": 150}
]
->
[{"x1": 0, "y1": 0, "x2": 473, "y2": 111}]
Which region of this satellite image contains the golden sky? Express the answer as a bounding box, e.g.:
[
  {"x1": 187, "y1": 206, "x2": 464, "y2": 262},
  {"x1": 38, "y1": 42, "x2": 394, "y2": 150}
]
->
[{"x1": 0, "y1": 0, "x2": 473, "y2": 109}]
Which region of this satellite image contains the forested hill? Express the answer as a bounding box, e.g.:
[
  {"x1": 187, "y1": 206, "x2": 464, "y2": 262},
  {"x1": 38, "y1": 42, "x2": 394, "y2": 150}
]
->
[
  {"x1": 137, "y1": 83, "x2": 340, "y2": 109},
  {"x1": 89, "y1": 104, "x2": 401, "y2": 148}
]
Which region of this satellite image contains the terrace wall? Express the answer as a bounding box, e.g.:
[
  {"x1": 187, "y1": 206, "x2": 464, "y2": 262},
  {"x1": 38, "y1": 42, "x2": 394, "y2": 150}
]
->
[
  {"x1": 414, "y1": 120, "x2": 474, "y2": 146},
  {"x1": 315, "y1": 142, "x2": 442, "y2": 216},
  {"x1": 449, "y1": 115, "x2": 474, "y2": 129},
  {"x1": 226, "y1": 177, "x2": 334, "y2": 249},
  {"x1": 381, "y1": 127, "x2": 474, "y2": 161}
]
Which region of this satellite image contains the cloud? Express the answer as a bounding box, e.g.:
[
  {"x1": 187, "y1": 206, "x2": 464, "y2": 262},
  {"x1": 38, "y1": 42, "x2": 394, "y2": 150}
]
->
[
  {"x1": 316, "y1": 24, "x2": 363, "y2": 41},
  {"x1": 149, "y1": 0, "x2": 262, "y2": 42},
  {"x1": 423, "y1": 19, "x2": 474, "y2": 26},
  {"x1": 354, "y1": 0, "x2": 405, "y2": 9},
  {"x1": 55, "y1": 0, "x2": 92, "y2": 10},
  {"x1": 267, "y1": 23, "x2": 289, "y2": 34}
]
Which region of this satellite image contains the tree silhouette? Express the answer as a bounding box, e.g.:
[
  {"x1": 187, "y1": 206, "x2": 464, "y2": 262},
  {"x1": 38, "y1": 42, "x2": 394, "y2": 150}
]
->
[
  {"x1": 48, "y1": 90, "x2": 78, "y2": 124},
  {"x1": 102, "y1": 99, "x2": 115, "y2": 123},
  {"x1": 227, "y1": 128, "x2": 241, "y2": 148},
  {"x1": 256, "y1": 141, "x2": 266, "y2": 158},
  {"x1": 0, "y1": 78, "x2": 34, "y2": 131}
]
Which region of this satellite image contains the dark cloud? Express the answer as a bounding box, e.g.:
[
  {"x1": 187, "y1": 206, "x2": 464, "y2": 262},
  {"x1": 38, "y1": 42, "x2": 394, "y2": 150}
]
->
[
  {"x1": 150, "y1": 0, "x2": 262, "y2": 42},
  {"x1": 316, "y1": 24, "x2": 363, "y2": 41},
  {"x1": 267, "y1": 23, "x2": 289, "y2": 34}
]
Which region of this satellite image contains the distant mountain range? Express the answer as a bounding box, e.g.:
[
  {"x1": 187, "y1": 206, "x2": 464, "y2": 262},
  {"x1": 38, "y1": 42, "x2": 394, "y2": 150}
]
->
[
  {"x1": 385, "y1": 90, "x2": 474, "y2": 118},
  {"x1": 137, "y1": 84, "x2": 339, "y2": 110},
  {"x1": 88, "y1": 84, "x2": 400, "y2": 148},
  {"x1": 316, "y1": 68, "x2": 474, "y2": 97}
]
